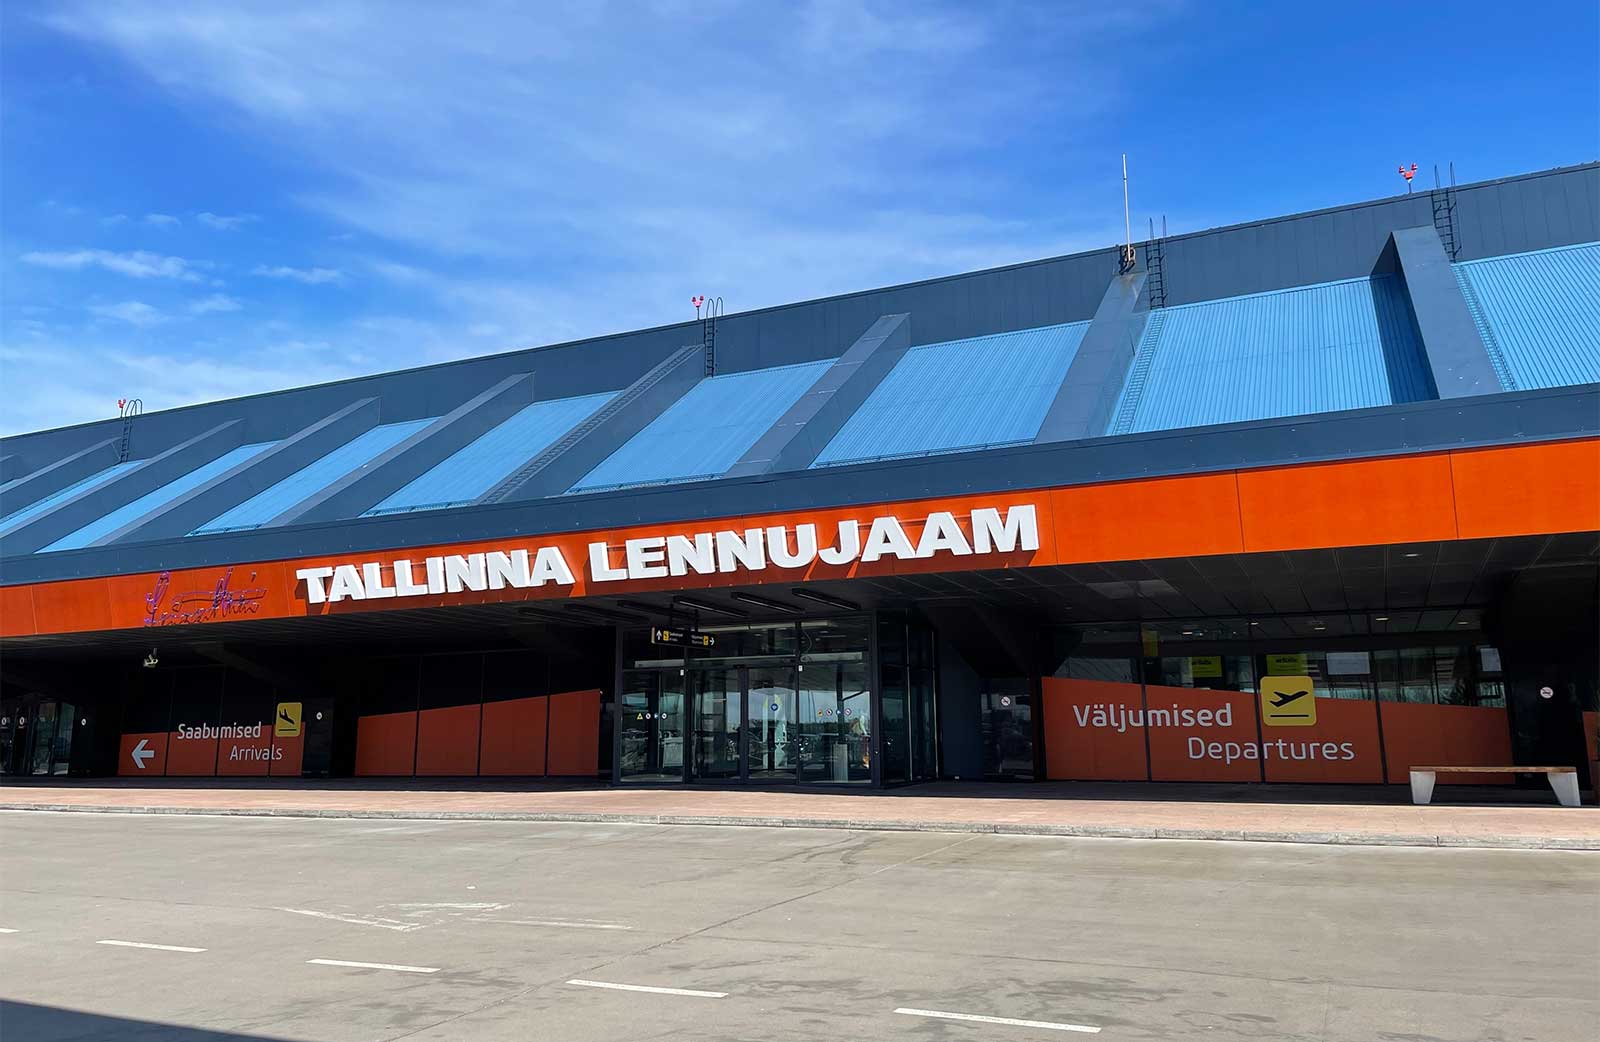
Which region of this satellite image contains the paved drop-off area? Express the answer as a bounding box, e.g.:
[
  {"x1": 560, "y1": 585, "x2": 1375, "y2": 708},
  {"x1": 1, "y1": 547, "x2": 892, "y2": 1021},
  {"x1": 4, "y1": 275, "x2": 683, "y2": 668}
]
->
[
  {"x1": 0, "y1": 812, "x2": 1595, "y2": 1041},
  {"x1": 4, "y1": 779, "x2": 1597, "y2": 848}
]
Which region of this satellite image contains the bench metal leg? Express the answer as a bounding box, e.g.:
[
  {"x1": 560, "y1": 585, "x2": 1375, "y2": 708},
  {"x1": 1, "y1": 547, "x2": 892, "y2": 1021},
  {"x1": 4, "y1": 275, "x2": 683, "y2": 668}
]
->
[
  {"x1": 1409, "y1": 770, "x2": 1436, "y2": 805},
  {"x1": 1548, "y1": 772, "x2": 1581, "y2": 808}
]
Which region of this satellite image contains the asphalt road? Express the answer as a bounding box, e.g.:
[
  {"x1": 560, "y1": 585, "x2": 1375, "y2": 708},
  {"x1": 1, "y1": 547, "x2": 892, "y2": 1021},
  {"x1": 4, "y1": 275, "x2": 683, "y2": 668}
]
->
[{"x1": 0, "y1": 812, "x2": 1594, "y2": 1041}]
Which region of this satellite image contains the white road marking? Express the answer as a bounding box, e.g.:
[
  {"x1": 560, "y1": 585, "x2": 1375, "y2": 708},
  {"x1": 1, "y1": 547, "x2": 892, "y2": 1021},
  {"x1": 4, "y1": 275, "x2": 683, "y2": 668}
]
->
[
  {"x1": 307, "y1": 958, "x2": 439, "y2": 974},
  {"x1": 894, "y1": 1008, "x2": 1101, "y2": 1034},
  {"x1": 0, "y1": 928, "x2": 18, "y2": 934},
  {"x1": 566, "y1": 979, "x2": 727, "y2": 998},
  {"x1": 477, "y1": 917, "x2": 632, "y2": 931},
  {"x1": 391, "y1": 902, "x2": 507, "y2": 911},
  {"x1": 276, "y1": 907, "x2": 421, "y2": 932},
  {"x1": 96, "y1": 940, "x2": 207, "y2": 953}
]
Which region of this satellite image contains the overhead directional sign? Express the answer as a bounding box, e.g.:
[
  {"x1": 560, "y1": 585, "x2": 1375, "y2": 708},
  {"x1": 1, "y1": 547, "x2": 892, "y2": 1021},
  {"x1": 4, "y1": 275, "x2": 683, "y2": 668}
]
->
[
  {"x1": 130, "y1": 739, "x2": 155, "y2": 769},
  {"x1": 650, "y1": 626, "x2": 715, "y2": 649}
]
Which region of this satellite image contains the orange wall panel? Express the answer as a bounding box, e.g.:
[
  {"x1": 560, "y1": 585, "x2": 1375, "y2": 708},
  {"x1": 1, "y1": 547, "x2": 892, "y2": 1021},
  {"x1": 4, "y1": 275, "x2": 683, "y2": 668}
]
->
[
  {"x1": 415, "y1": 704, "x2": 482, "y2": 776},
  {"x1": 1380, "y1": 702, "x2": 1513, "y2": 785},
  {"x1": 1041, "y1": 677, "x2": 1148, "y2": 780},
  {"x1": 28, "y1": 579, "x2": 113, "y2": 636},
  {"x1": 1261, "y1": 697, "x2": 1384, "y2": 783},
  {"x1": 547, "y1": 689, "x2": 600, "y2": 776},
  {"x1": 1450, "y1": 440, "x2": 1600, "y2": 539},
  {"x1": 480, "y1": 696, "x2": 548, "y2": 776},
  {"x1": 1584, "y1": 712, "x2": 1599, "y2": 766},
  {"x1": 270, "y1": 734, "x2": 305, "y2": 777},
  {"x1": 117, "y1": 732, "x2": 168, "y2": 777},
  {"x1": 355, "y1": 711, "x2": 417, "y2": 776},
  {"x1": 1145, "y1": 686, "x2": 1260, "y2": 782},
  {"x1": 0, "y1": 584, "x2": 35, "y2": 636},
  {"x1": 216, "y1": 731, "x2": 272, "y2": 776},
  {"x1": 1050, "y1": 472, "x2": 1244, "y2": 564},
  {"x1": 1237, "y1": 453, "x2": 1458, "y2": 552},
  {"x1": 165, "y1": 734, "x2": 218, "y2": 777}
]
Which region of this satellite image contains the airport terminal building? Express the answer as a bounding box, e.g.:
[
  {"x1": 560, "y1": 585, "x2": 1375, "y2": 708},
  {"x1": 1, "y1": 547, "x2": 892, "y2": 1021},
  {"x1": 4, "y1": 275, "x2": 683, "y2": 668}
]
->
[{"x1": 2, "y1": 164, "x2": 1597, "y2": 791}]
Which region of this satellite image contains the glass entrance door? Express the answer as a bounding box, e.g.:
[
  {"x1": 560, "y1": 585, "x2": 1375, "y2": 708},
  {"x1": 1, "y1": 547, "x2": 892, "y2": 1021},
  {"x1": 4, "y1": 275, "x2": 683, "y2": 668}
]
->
[
  {"x1": 746, "y1": 666, "x2": 796, "y2": 781},
  {"x1": 691, "y1": 668, "x2": 740, "y2": 780},
  {"x1": 620, "y1": 670, "x2": 685, "y2": 782}
]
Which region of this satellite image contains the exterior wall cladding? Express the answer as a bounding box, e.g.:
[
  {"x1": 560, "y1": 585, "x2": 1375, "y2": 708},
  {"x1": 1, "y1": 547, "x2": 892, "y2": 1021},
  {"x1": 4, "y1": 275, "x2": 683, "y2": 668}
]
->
[{"x1": 2, "y1": 163, "x2": 1598, "y2": 587}]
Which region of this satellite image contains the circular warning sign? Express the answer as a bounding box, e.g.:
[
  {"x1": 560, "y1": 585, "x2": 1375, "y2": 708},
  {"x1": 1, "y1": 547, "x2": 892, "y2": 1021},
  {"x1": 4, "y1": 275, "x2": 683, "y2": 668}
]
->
[
  {"x1": 999, "y1": 696, "x2": 1012, "y2": 707},
  {"x1": 1539, "y1": 686, "x2": 1555, "y2": 699}
]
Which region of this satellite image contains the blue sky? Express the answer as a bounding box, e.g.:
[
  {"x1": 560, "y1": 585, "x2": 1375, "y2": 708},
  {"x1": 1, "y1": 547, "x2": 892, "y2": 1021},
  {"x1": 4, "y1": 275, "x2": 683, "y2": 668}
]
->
[{"x1": 2, "y1": 0, "x2": 1595, "y2": 435}]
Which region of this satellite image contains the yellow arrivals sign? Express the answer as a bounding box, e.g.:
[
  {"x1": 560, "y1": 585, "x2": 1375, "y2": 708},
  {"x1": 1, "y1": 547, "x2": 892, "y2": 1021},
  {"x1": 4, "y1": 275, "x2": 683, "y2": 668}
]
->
[{"x1": 274, "y1": 702, "x2": 303, "y2": 738}]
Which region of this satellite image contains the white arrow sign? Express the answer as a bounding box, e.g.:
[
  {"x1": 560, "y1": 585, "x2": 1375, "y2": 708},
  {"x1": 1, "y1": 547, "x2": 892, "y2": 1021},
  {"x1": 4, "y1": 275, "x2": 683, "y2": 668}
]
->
[{"x1": 130, "y1": 739, "x2": 154, "y2": 770}]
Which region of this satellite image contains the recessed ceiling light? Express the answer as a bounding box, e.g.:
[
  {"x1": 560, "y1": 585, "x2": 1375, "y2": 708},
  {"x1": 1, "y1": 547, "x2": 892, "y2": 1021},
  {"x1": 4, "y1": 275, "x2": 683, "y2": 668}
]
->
[
  {"x1": 1404, "y1": 552, "x2": 1420, "y2": 558},
  {"x1": 1457, "y1": 620, "x2": 1470, "y2": 626},
  {"x1": 730, "y1": 592, "x2": 801, "y2": 615},
  {"x1": 791, "y1": 588, "x2": 860, "y2": 611},
  {"x1": 1374, "y1": 616, "x2": 1389, "y2": 622},
  {"x1": 673, "y1": 596, "x2": 747, "y2": 619}
]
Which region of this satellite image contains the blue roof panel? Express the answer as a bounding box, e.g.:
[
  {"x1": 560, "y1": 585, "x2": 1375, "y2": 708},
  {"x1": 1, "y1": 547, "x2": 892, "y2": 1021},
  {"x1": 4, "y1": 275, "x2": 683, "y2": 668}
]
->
[
  {"x1": 812, "y1": 321, "x2": 1089, "y2": 467},
  {"x1": 1454, "y1": 242, "x2": 1600, "y2": 391},
  {"x1": 194, "y1": 419, "x2": 434, "y2": 534},
  {"x1": 42, "y1": 441, "x2": 278, "y2": 552},
  {"x1": 368, "y1": 392, "x2": 615, "y2": 515},
  {"x1": 572, "y1": 360, "x2": 833, "y2": 492},
  {"x1": 0, "y1": 459, "x2": 144, "y2": 536},
  {"x1": 1109, "y1": 274, "x2": 1432, "y2": 435}
]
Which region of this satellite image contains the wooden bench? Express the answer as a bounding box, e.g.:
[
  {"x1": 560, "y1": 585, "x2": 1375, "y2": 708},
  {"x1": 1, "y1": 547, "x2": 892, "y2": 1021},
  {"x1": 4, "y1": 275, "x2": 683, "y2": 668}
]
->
[{"x1": 1410, "y1": 766, "x2": 1581, "y2": 807}]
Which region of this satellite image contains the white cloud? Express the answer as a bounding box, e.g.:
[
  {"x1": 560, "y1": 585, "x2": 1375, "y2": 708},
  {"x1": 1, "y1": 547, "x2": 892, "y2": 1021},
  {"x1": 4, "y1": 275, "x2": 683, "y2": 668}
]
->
[
  {"x1": 20, "y1": 247, "x2": 201, "y2": 281},
  {"x1": 252, "y1": 264, "x2": 344, "y2": 284},
  {"x1": 196, "y1": 211, "x2": 257, "y2": 230},
  {"x1": 189, "y1": 293, "x2": 242, "y2": 314},
  {"x1": 144, "y1": 213, "x2": 181, "y2": 227},
  {"x1": 89, "y1": 300, "x2": 167, "y2": 326}
]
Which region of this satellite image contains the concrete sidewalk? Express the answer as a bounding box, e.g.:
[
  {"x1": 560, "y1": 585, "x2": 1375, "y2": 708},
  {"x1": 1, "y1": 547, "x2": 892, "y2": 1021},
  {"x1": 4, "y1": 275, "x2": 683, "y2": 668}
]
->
[{"x1": 2, "y1": 778, "x2": 1595, "y2": 849}]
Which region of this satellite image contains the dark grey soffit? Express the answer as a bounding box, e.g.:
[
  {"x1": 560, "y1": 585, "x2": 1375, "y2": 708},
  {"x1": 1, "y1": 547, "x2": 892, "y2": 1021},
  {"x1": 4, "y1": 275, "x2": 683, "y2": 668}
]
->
[{"x1": 3, "y1": 382, "x2": 1595, "y2": 586}]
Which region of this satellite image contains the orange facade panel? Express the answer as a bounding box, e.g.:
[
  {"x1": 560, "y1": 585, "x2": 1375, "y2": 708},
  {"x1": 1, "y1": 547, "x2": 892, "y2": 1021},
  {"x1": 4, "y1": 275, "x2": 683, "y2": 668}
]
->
[
  {"x1": 355, "y1": 711, "x2": 418, "y2": 776},
  {"x1": 547, "y1": 689, "x2": 600, "y2": 776},
  {"x1": 1379, "y1": 702, "x2": 1513, "y2": 785},
  {"x1": 1040, "y1": 677, "x2": 1148, "y2": 780},
  {"x1": 1237, "y1": 453, "x2": 1459, "y2": 552},
  {"x1": 415, "y1": 704, "x2": 482, "y2": 776},
  {"x1": 1050, "y1": 472, "x2": 1243, "y2": 564},
  {"x1": 1450, "y1": 440, "x2": 1600, "y2": 540},
  {"x1": 479, "y1": 696, "x2": 548, "y2": 776}
]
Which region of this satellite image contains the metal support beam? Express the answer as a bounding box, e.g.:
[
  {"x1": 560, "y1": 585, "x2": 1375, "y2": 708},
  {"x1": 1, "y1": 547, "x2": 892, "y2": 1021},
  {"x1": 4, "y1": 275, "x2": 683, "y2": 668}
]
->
[
  {"x1": 1035, "y1": 273, "x2": 1148, "y2": 443},
  {"x1": 95, "y1": 399, "x2": 383, "y2": 545},
  {"x1": 272, "y1": 373, "x2": 534, "y2": 525},
  {"x1": 1386, "y1": 226, "x2": 1504, "y2": 398},
  {"x1": 0, "y1": 421, "x2": 244, "y2": 556},
  {"x1": 490, "y1": 345, "x2": 703, "y2": 501},
  {"x1": 724, "y1": 314, "x2": 912, "y2": 478}
]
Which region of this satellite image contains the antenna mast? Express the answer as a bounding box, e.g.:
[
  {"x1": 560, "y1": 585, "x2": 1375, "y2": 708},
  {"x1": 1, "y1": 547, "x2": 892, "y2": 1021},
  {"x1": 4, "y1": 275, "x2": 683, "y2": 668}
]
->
[{"x1": 1119, "y1": 154, "x2": 1136, "y2": 274}]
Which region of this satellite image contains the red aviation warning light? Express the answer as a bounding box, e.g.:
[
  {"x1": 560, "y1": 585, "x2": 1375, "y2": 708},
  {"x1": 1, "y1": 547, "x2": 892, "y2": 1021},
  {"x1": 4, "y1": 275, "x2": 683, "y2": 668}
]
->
[{"x1": 1398, "y1": 163, "x2": 1418, "y2": 192}]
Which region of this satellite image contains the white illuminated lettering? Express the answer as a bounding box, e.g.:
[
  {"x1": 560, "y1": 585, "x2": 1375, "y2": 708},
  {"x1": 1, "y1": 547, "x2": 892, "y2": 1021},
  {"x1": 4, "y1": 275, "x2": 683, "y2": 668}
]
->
[
  {"x1": 327, "y1": 564, "x2": 365, "y2": 603},
  {"x1": 915, "y1": 511, "x2": 972, "y2": 558},
  {"x1": 296, "y1": 566, "x2": 334, "y2": 605},
  {"x1": 360, "y1": 562, "x2": 397, "y2": 599},
  {"x1": 531, "y1": 546, "x2": 576, "y2": 586},
  {"x1": 588, "y1": 541, "x2": 628, "y2": 582},
  {"x1": 425, "y1": 556, "x2": 446, "y2": 594},
  {"x1": 715, "y1": 529, "x2": 766, "y2": 573},
  {"x1": 767, "y1": 524, "x2": 818, "y2": 569},
  {"x1": 818, "y1": 520, "x2": 860, "y2": 565},
  {"x1": 860, "y1": 516, "x2": 916, "y2": 562},
  {"x1": 625, "y1": 537, "x2": 668, "y2": 579},
  {"x1": 971, "y1": 504, "x2": 1039, "y2": 554},
  {"x1": 486, "y1": 549, "x2": 533, "y2": 590},
  {"x1": 666, "y1": 533, "x2": 716, "y2": 576},
  {"x1": 393, "y1": 560, "x2": 429, "y2": 597},
  {"x1": 443, "y1": 553, "x2": 487, "y2": 593}
]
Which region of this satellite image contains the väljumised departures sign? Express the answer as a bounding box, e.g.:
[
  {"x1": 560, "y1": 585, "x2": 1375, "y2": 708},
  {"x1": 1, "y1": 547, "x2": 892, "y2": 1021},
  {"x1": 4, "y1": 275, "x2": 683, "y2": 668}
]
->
[{"x1": 651, "y1": 626, "x2": 715, "y2": 649}]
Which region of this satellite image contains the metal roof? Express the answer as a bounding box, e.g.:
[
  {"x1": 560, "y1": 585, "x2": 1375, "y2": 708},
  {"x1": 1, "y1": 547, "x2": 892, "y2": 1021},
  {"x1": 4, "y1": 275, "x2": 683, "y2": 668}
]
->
[
  {"x1": 41, "y1": 441, "x2": 277, "y2": 552},
  {"x1": 571, "y1": 360, "x2": 834, "y2": 493},
  {"x1": 194, "y1": 419, "x2": 434, "y2": 534},
  {"x1": 0, "y1": 459, "x2": 143, "y2": 535},
  {"x1": 369, "y1": 392, "x2": 615, "y2": 514},
  {"x1": 1454, "y1": 242, "x2": 1600, "y2": 391},
  {"x1": 1109, "y1": 274, "x2": 1432, "y2": 435},
  {"x1": 812, "y1": 321, "x2": 1089, "y2": 467}
]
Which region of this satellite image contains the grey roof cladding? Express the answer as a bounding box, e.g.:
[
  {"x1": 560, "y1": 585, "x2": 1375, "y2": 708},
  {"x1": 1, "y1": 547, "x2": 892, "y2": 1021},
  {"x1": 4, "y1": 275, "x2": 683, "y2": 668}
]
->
[{"x1": 2, "y1": 163, "x2": 1598, "y2": 584}]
